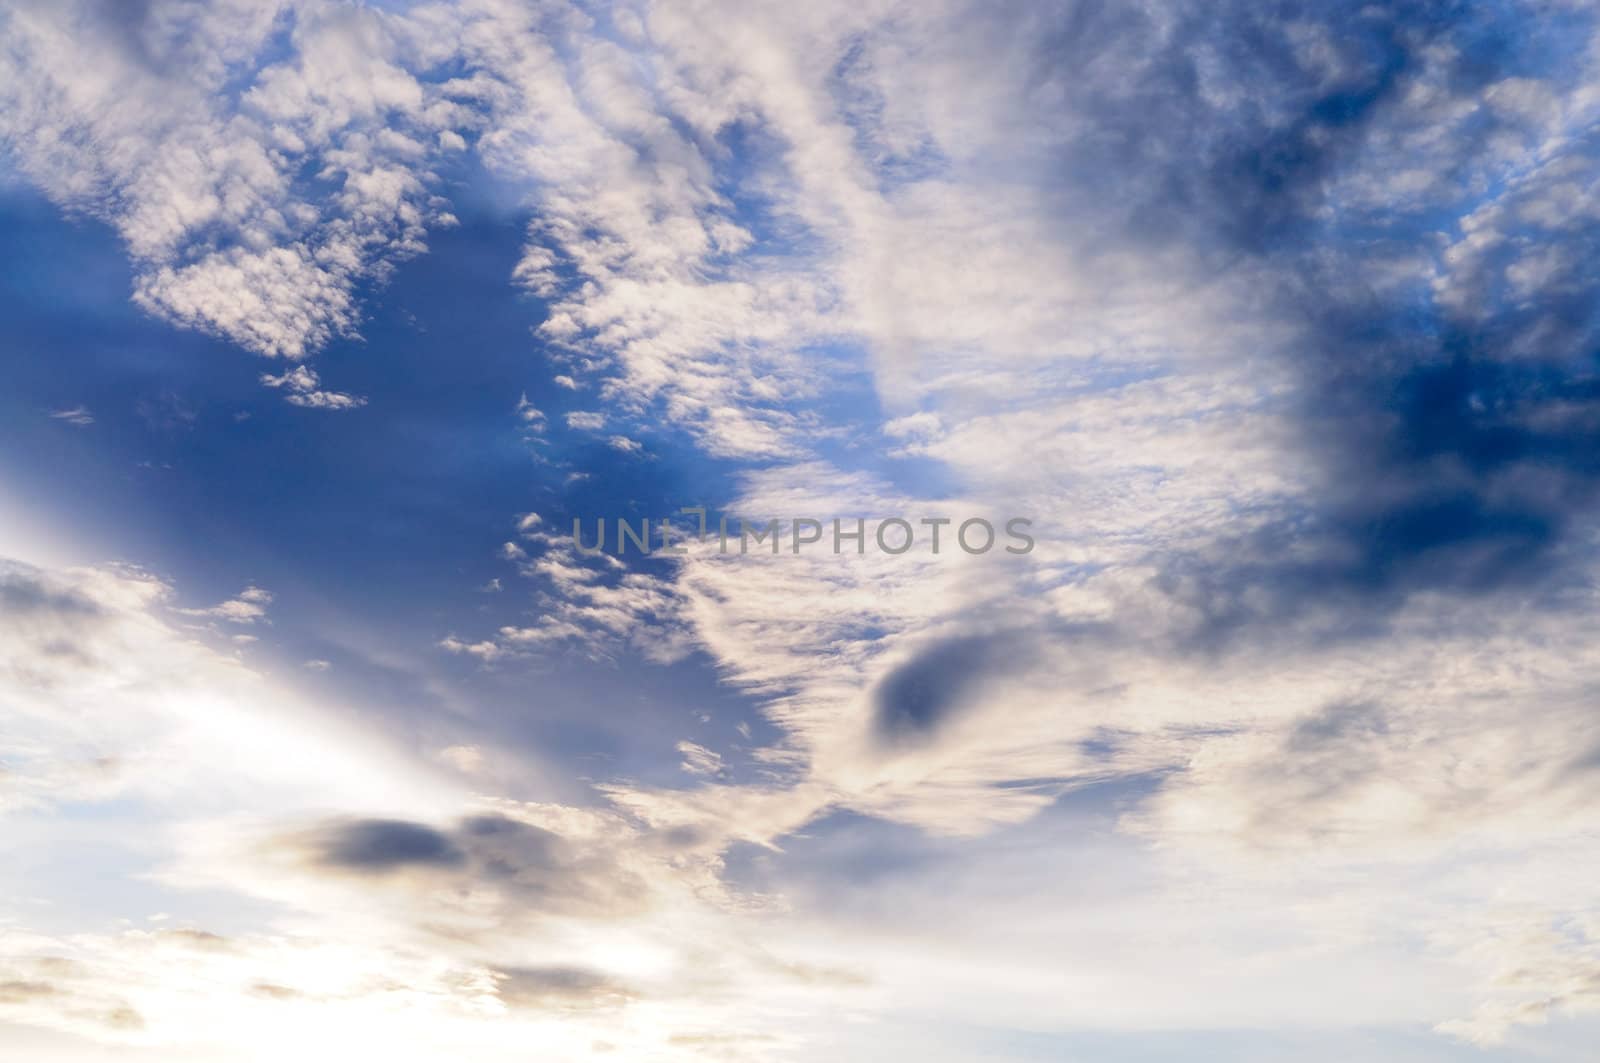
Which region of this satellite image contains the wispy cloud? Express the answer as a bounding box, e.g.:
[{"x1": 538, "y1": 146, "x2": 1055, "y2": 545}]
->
[
  {"x1": 174, "y1": 584, "x2": 273, "y2": 624},
  {"x1": 6, "y1": 0, "x2": 1600, "y2": 1058},
  {"x1": 259, "y1": 366, "x2": 366, "y2": 410},
  {"x1": 48, "y1": 406, "x2": 93, "y2": 426}
]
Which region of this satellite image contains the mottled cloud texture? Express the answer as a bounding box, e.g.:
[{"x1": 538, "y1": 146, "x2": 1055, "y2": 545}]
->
[{"x1": 4, "y1": 0, "x2": 1600, "y2": 1060}]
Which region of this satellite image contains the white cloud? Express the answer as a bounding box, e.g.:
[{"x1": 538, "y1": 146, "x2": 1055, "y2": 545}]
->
[
  {"x1": 48, "y1": 406, "x2": 94, "y2": 426},
  {"x1": 514, "y1": 392, "x2": 545, "y2": 429},
  {"x1": 259, "y1": 365, "x2": 367, "y2": 410},
  {"x1": 676, "y1": 741, "x2": 724, "y2": 778},
  {"x1": 10, "y1": 2, "x2": 1600, "y2": 1057},
  {"x1": 0, "y1": 557, "x2": 437, "y2": 818},
  {"x1": 437, "y1": 634, "x2": 504, "y2": 662},
  {"x1": 174, "y1": 585, "x2": 274, "y2": 625},
  {"x1": 563, "y1": 411, "x2": 606, "y2": 431},
  {"x1": 0, "y1": 548, "x2": 872, "y2": 1057},
  {"x1": 0, "y1": 0, "x2": 471, "y2": 387}
]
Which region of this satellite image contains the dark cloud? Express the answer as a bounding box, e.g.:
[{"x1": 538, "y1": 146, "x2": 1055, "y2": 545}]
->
[
  {"x1": 311, "y1": 819, "x2": 466, "y2": 872},
  {"x1": 1008, "y1": 1, "x2": 1600, "y2": 645},
  {"x1": 1007, "y1": 1, "x2": 1471, "y2": 250},
  {"x1": 871, "y1": 633, "x2": 1022, "y2": 743},
  {"x1": 0, "y1": 562, "x2": 107, "y2": 619},
  {"x1": 0, "y1": 560, "x2": 140, "y2": 690},
  {"x1": 287, "y1": 813, "x2": 651, "y2": 921},
  {"x1": 1286, "y1": 701, "x2": 1389, "y2": 754},
  {"x1": 492, "y1": 966, "x2": 635, "y2": 1010}
]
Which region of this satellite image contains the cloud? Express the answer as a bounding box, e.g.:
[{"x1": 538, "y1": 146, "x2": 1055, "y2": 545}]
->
[
  {"x1": 259, "y1": 365, "x2": 366, "y2": 410},
  {"x1": 515, "y1": 393, "x2": 545, "y2": 430},
  {"x1": 449, "y1": 519, "x2": 691, "y2": 664},
  {"x1": 433, "y1": 3, "x2": 1600, "y2": 1040},
  {"x1": 1008, "y1": 0, "x2": 1600, "y2": 649},
  {"x1": 491, "y1": 965, "x2": 635, "y2": 1011},
  {"x1": 173, "y1": 585, "x2": 273, "y2": 625},
  {"x1": 437, "y1": 634, "x2": 504, "y2": 662},
  {"x1": 277, "y1": 811, "x2": 657, "y2": 920},
  {"x1": 0, "y1": 0, "x2": 468, "y2": 399},
  {"x1": 10, "y1": 0, "x2": 1600, "y2": 1056},
  {"x1": 304, "y1": 818, "x2": 466, "y2": 872},
  {"x1": 676, "y1": 741, "x2": 725, "y2": 779},
  {"x1": 563, "y1": 411, "x2": 606, "y2": 431},
  {"x1": 0, "y1": 548, "x2": 878, "y2": 1056},
  {"x1": 48, "y1": 406, "x2": 93, "y2": 426},
  {"x1": 869, "y1": 633, "x2": 1039, "y2": 747},
  {"x1": 0, "y1": 555, "x2": 444, "y2": 817}
]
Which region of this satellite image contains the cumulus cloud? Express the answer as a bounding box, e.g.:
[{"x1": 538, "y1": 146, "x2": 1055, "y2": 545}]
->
[
  {"x1": 563, "y1": 411, "x2": 605, "y2": 432},
  {"x1": 0, "y1": 0, "x2": 468, "y2": 405}
]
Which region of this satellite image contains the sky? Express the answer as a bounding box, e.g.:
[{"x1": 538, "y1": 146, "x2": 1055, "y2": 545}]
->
[{"x1": 3, "y1": 0, "x2": 1600, "y2": 1059}]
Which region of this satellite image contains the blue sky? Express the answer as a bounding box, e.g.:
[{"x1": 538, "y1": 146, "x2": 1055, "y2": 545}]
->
[{"x1": 4, "y1": 1, "x2": 1600, "y2": 1060}]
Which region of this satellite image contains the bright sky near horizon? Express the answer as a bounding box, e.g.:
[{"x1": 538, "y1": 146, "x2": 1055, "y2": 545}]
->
[{"x1": 4, "y1": 1, "x2": 1600, "y2": 1060}]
